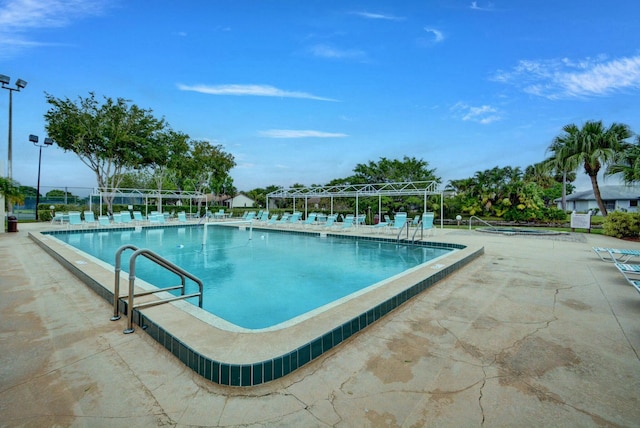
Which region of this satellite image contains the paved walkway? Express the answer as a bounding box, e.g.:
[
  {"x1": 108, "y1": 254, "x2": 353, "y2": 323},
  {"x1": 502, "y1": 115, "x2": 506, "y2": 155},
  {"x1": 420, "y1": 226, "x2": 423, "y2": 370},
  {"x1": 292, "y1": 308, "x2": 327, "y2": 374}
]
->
[{"x1": 1, "y1": 223, "x2": 639, "y2": 427}]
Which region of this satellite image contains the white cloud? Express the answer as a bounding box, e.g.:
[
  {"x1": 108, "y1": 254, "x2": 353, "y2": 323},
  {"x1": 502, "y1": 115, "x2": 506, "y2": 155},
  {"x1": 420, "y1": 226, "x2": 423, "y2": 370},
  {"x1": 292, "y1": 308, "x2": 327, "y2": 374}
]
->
[
  {"x1": 258, "y1": 130, "x2": 348, "y2": 138},
  {"x1": 452, "y1": 102, "x2": 501, "y2": 124},
  {"x1": 0, "y1": 0, "x2": 110, "y2": 57},
  {"x1": 424, "y1": 27, "x2": 445, "y2": 43},
  {"x1": 351, "y1": 11, "x2": 404, "y2": 21},
  {"x1": 493, "y1": 55, "x2": 640, "y2": 99},
  {"x1": 310, "y1": 44, "x2": 367, "y2": 61},
  {"x1": 470, "y1": 2, "x2": 494, "y2": 11},
  {"x1": 177, "y1": 84, "x2": 338, "y2": 102}
]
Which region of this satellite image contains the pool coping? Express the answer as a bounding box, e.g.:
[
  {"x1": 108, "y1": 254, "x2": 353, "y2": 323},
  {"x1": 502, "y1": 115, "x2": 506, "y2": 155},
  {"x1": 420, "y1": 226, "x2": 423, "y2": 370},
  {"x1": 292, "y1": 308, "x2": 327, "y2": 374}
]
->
[{"x1": 29, "y1": 224, "x2": 483, "y2": 387}]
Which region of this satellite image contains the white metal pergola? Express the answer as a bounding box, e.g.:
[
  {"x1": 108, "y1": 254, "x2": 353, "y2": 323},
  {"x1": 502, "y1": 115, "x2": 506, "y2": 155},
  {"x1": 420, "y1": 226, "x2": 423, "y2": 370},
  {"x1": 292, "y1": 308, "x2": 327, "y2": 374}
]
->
[
  {"x1": 266, "y1": 181, "x2": 444, "y2": 228},
  {"x1": 92, "y1": 187, "x2": 207, "y2": 216}
]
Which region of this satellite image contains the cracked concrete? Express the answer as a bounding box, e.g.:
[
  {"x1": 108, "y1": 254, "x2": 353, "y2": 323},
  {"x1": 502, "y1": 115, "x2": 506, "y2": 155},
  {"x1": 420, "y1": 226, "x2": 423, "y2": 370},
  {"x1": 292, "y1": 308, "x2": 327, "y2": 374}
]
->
[{"x1": 1, "y1": 223, "x2": 639, "y2": 427}]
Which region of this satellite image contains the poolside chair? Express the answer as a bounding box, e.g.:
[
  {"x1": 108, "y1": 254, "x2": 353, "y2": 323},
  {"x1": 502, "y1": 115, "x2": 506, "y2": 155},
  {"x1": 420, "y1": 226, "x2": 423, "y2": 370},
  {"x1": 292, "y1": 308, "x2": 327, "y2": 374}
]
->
[
  {"x1": 178, "y1": 211, "x2": 187, "y2": 223},
  {"x1": 276, "y1": 213, "x2": 290, "y2": 225},
  {"x1": 320, "y1": 214, "x2": 338, "y2": 228},
  {"x1": 411, "y1": 215, "x2": 421, "y2": 227},
  {"x1": 120, "y1": 211, "x2": 133, "y2": 224},
  {"x1": 300, "y1": 213, "x2": 317, "y2": 228},
  {"x1": 287, "y1": 212, "x2": 302, "y2": 226},
  {"x1": 267, "y1": 213, "x2": 280, "y2": 225},
  {"x1": 388, "y1": 212, "x2": 407, "y2": 233},
  {"x1": 132, "y1": 211, "x2": 146, "y2": 224},
  {"x1": 335, "y1": 214, "x2": 355, "y2": 230},
  {"x1": 614, "y1": 263, "x2": 640, "y2": 295},
  {"x1": 214, "y1": 209, "x2": 226, "y2": 220},
  {"x1": 98, "y1": 215, "x2": 111, "y2": 227},
  {"x1": 83, "y1": 211, "x2": 98, "y2": 227},
  {"x1": 421, "y1": 212, "x2": 435, "y2": 236},
  {"x1": 51, "y1": 212, "x2": 65, "y2": 225},
  {"x1": 67, "y1": 211, "x2": 84, "y2": 229},
  {"x1": 148, "y1": 211, "x2": 160, "y2": 223},
  {"x1": 258, "y1": 211, "x2": 270, "y2": 222},
  {"x1": 593, "y1": 247, "x2": 640, "y2": 263},
  {"x1": 356, "y1": 214, "x2": 366, "y2": 226}
]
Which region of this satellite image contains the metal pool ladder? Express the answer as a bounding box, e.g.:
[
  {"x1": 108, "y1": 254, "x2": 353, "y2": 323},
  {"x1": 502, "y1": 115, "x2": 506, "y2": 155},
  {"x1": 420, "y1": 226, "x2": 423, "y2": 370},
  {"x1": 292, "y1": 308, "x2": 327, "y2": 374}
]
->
[{"x1": 111, "y1": 244, "x2": 204, "y2": 334}]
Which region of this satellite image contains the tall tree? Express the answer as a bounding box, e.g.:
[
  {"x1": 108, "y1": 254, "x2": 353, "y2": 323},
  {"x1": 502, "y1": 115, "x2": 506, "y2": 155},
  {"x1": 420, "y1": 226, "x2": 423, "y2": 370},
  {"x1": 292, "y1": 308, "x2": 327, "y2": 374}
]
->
[
  {"x1": 177, "y1": 140, "x2": 236, "y2": 212},
  {"x1": 44, "y1": 93, "x2": 167, "y2": 214},
  {"x1": 552, "y1": 121, "x2": 632, "y2": 216}
]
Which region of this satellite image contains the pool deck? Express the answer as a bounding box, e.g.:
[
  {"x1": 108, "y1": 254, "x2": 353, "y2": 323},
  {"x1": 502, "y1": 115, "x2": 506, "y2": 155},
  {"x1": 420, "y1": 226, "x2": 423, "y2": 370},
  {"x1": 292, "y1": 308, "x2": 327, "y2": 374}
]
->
[{"x1": 2, "y1": 221, "x2": 639, "y2": 426}]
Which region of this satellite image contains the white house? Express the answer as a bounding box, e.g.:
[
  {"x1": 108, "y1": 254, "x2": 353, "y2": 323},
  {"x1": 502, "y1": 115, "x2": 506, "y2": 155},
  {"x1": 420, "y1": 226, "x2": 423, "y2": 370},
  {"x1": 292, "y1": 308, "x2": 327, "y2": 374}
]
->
[
  {"x1": 223, "y1": 193, "x2": 256, "y2": 209},
  {"x1": 557, "y1": 185, "x2": 640, "y2": 214}
]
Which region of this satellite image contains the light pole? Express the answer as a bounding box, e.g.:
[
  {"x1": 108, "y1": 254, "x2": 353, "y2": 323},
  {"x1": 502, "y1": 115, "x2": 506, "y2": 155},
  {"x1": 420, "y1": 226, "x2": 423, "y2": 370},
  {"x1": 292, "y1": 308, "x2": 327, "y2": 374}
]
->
[
  {"x1": 1, "y1": 74, "x2": 28, "y2": 215},
  {"x1": 29, "y1": 135, "x2": 53, "y2": 221}
]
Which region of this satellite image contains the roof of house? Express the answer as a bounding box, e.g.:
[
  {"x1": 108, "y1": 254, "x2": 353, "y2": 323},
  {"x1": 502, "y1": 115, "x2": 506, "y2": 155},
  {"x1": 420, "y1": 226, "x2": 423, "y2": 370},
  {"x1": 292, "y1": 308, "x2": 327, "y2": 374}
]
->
[{"x1": 561, "y1": 185, "x2": 640, "y2": 201}]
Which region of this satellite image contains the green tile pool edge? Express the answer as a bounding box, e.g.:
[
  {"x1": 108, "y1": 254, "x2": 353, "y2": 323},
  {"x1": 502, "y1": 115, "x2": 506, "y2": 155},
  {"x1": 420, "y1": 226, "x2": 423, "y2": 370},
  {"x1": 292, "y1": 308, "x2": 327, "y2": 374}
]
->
[{"x1": 32, "y1": 225, "x2": 483, "y2": 387}]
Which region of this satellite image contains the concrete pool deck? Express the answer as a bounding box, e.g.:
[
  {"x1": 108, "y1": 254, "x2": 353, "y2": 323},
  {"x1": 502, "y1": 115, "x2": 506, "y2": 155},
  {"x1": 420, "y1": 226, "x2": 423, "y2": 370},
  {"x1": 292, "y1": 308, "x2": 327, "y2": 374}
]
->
[{"x1": 1, "y1": 222, "x2": 639, "y2": 426}]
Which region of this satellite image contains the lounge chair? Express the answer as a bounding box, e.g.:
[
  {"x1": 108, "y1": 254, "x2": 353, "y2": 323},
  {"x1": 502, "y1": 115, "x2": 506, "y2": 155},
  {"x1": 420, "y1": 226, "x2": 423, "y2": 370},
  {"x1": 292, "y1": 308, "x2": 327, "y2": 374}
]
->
[
  {"x1": 214, "y1": 209, "x2": 226, "y2": 220},
  {"x1": 388, "y1": 212, "x2": 407, "y2": 233},
  {"x1": 320, "y1": 214, "x2": 338, "y2": 228},
  {"x1": 593, "y1": 247, "x2": 640, "y2": 263},
  {"x1": 178, "y1": 211, "x2": 187, "y2": 223},
  {"x1": 356, "y1": 214, "x2": 366, "y2": 226},
  {"x1": 614, "y1": 263, "x2": 640, "y2": 295},
  {"x1": 258, "y1": 211, "x2": 269, "y2": 222},
  {"x1": 267, "y1": 213, "x2": 280, "y2": 224},
  {"x1": 421, "y1": 212, "x2": 435, "y2": 236},
  {"x1": 276, "y1": 214, "x2": 290, "y2": 225},
  {"x1": 120, "y1": 211, "x2": 133, "y2": 224},
  {"x1": 132, "y1": 211, "x2": 146, "y2": 224},
  {"x1": 335, "y1": 214, "x2": 355, "y2": 230},
  {"x1": 245, "y1": 211, "x2": 257, "y2": 221},
  {"x1": 300, "y1": 213, "x2": 317, "y2": 228},
  {"x1": 98, "y1": 215, "x2": 111, "y2": 227},
  {"x1": 51, "y1": 212, "x2": 65, "y2": 225},
  {"x1": 67, "y1": 211, "x2": 84, "y2": 228},
  {"x1": 83, "y1": 211, "x2": 98, "y2": 227},
  {"x1": 287, "y1": 212, "x2": 302, "y2": 226}
]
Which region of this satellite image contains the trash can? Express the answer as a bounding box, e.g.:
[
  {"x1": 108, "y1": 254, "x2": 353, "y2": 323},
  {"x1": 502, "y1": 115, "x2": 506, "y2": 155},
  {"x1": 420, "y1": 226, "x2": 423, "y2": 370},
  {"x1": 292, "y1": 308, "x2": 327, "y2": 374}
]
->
[
  {"x1": 374, "y1": 214, "x2": 379, "y2": 225},
  {"x1": 7, "y1": 215, "x2": 18, "y2": 233}
]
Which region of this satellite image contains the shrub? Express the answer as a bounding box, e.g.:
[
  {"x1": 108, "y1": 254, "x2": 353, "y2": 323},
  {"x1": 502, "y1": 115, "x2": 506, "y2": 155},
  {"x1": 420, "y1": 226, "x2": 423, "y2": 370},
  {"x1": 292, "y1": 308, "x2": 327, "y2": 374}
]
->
[{"x1": 603, "y1": 212, "x2": 640, "y2": 239}]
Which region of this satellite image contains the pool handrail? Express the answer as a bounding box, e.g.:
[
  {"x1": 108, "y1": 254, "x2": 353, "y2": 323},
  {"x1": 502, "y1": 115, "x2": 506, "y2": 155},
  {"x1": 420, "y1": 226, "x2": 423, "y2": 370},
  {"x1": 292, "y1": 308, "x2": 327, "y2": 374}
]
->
[
  {"x1": 468, "y1": 216, "x2": 496, "y2": 230},
  {"x1": 112, "y1": 244, "x2": 204, "y2": 334}
]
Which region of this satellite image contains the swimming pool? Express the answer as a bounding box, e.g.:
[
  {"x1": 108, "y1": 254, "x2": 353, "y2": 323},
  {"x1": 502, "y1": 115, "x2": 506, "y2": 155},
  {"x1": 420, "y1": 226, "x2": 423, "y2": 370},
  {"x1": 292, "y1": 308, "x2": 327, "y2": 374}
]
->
[
  {"x1": 33, "y1": 223, "x2": 483, "y2": 386},
  {"x1": 50, "y1": 225, "x2": 453, "y2": 329}
]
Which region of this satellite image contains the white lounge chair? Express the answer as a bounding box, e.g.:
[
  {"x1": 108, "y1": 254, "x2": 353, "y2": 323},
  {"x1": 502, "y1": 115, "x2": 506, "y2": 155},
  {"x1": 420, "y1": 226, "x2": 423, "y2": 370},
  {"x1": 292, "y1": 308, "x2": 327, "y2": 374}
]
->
[
  {"x1": 67, "y1": 211, "x2": 84, "y2": 229},
  {"x1": 83, "y1": 211, "x2": 98, "y2": 227},
  {"x1": 614, "y1": 263, "x2": 640, "y2": 295},
  {"x1": 593, "y1": 247, "x2": 640, "y2": 263}
]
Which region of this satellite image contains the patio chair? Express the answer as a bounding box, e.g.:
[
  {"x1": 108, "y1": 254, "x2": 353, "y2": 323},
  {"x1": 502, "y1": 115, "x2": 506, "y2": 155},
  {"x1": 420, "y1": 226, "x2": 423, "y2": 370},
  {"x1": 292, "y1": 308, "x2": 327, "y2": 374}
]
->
[
  {"x1": 67, "y1": 211, "x2": 84, "y2": 229},
  {"x1": 335, "y1": 214, "x2": 355, "y2": 230},
  {"x1": 388, "y1": 212, "x2": 407, "y2": 233},
  {"x1": 421, "y1": 212, "x2": 435, "y2": 236},
  {"x1": 320, "y1": 214, "x2": 338, "y2": 228},
  {"x1": 178, "y1": 211, "x2": 187, "y2": 223},
  {"x1": 300, "y1": 213, "x2": 317, "y2": 228},
  {"x1": 51, "y1": 212, "x2": 65, "y2": 225},
  {"x1": 132, "y1": 211, "x2": 146, "y2": 224},
  {"x1": 267, "y1": 213, "x2": 280, "y2": 225},
  {"x1": 120, "y1": 211, "x2": 133, "y2": 224},
  {"x1": 258, "y1": 211, "x2": 270, "y2": 222},
  {"x1": 593, "y1": 247, "x2": 640, "y2": 263},
  {"x1": 614, "y1": 263, "x2": 640, "y2": 295},
  {"x1": 98, "y1": 215, "x2": 111, "y2": 227},
  {"x1": 83, "y1": 211, "x2": 98, "y2": 227}
]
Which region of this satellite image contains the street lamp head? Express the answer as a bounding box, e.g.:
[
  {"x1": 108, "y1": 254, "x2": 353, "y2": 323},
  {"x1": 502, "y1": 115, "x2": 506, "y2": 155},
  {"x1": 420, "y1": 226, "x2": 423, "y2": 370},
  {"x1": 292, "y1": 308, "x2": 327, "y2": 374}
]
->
[
  {"x1": 0, "y1": 74, "x2": 9, "y2": 85},
  {"x1": 44, "y1": 137, "x2": 54, "y2": 146},
  {"x1": 15, "y1": 79, "x2": 27, "y2": 89},
  {"x1": 29, "y1": 134, "x2": 38, "y2": 143}
]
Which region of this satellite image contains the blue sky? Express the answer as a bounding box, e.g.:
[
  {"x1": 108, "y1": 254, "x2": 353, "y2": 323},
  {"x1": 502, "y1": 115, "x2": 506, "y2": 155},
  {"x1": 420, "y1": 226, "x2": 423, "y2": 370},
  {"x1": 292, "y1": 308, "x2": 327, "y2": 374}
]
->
[{"x1": 1, "y1": 0, "x2": 639, "y2": 193}]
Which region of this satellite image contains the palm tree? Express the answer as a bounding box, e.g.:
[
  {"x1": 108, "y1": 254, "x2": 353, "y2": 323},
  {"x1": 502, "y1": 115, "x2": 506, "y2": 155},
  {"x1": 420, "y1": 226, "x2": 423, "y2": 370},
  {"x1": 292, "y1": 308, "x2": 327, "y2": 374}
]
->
[
  {"x1": 606, "y1": 136, "x2": 640, "y2": 185},
  {"x1": 545, "y1": 133, "x2": 580, "y2": 211},
  {"x1": 0, "y1": 177, "x2": 24, "y2": 211},
  {"x1": 550, "y1": 121, "x2": 632, "y2": 216}
]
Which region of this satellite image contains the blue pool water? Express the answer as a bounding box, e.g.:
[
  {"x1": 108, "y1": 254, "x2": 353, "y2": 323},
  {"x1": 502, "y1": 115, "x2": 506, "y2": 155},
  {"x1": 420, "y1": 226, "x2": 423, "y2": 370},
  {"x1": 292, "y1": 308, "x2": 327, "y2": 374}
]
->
[{"x1": 54, "y1": 225, "x2": 451, "y2": 329}]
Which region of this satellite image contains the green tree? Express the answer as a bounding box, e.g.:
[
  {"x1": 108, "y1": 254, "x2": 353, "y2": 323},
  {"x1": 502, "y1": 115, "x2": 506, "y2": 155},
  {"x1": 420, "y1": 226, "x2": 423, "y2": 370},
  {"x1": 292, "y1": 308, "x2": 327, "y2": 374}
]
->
[
  {"x1": 551, "y1": 121, "x2": 632, "y2": 216},
  {"x1": 0, "y1": 177, "x2": 24, "y2": 209},
  {"x1": 177, "y1": 140, "x2": 236, "y2": 211},
  {"x1": 606, "y1": 136, "x2": 640, "y2": 184},
  {"x1": 44, "y1": 92, "x2": 167, "y2": 214}
]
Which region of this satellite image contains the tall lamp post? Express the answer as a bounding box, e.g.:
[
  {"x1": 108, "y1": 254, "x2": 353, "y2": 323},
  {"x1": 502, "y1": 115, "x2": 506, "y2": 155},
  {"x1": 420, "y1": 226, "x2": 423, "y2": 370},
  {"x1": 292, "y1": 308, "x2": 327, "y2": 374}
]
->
[
  {"x1": 29, "y1": 135, "x2": 53, "y2": 221},
  {"x1": 1, "y1": 74, "x2": 28, "y2": 215}
]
